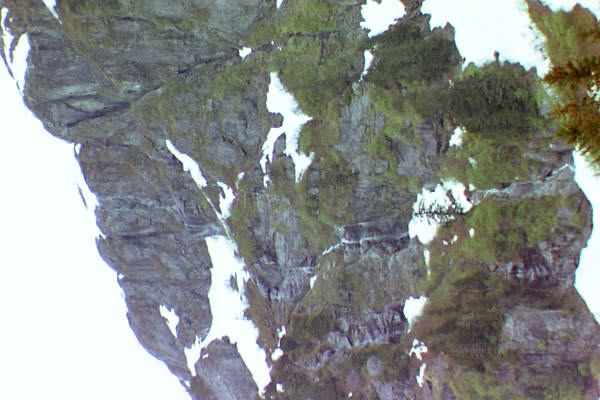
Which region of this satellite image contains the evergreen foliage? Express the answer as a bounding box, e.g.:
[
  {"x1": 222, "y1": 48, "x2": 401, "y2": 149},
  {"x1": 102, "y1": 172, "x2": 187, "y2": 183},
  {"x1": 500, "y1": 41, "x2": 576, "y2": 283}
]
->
[
  {"x1": 526, "y1": 0, "x2": 600, "y2": 66},
  {"x1": 527, "y1": 0, "x2": 600, "y2": 169},
  {"x1": 439, "y1": 132, "x2": 543, "y2": 189},
  {"x1": 366, "y1": 22, "x2": 461, "y2": 88},
  {"x1": 544, "y1": 56, "x2": 600, "y2": 166},
  {"x1": 439, "y1": 61, "x2": 547, "y2": 188},
  {"x1": 414, "y1": 265, "x2": 506, "y2": 369},
  {"x1": 415, "y1": 195, "x2": 567, "y2": 371},
  {"x1": 447, "y1": 62, "x2": 541, "y2": 137}
]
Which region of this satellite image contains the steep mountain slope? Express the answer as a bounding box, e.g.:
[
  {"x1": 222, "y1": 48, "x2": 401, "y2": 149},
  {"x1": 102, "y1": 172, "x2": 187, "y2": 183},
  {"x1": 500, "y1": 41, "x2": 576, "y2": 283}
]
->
[{"x1": 2, "y1": 0, "x2": 599, "y2": 399}]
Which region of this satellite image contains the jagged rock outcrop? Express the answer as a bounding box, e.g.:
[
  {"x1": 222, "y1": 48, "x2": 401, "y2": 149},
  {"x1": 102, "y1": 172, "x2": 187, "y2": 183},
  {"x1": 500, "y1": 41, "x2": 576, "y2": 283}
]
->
[{"x1": 3, "y1": 0, "x2": 599, "y2": 399}]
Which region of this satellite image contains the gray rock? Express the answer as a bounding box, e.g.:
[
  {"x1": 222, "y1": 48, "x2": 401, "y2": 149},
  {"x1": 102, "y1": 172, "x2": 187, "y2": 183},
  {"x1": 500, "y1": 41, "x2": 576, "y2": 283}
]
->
[
  {"x1": 191, "y1": 338, "x2": 258, "y2": 400},
  {"x1": 6, "y1": 0, "x2": 599, "y2": 398}
]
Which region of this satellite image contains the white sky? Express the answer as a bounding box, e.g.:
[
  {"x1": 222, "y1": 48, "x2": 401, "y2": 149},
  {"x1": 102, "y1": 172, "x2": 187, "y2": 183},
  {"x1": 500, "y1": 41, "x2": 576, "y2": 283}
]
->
[
  {"x1": 0, "y1": 55, "x2": 189, "y2": 400},
  {"x1": 1, "y1": 1, "x2": 600, "y2": 399}
]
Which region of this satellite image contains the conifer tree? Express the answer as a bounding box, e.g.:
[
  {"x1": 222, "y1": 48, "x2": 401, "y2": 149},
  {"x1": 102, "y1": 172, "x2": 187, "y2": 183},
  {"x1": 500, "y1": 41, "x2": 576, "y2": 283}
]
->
[
  {"x1": 526, "y1": 0, "x2": 600, "y2": 169},
  {"x1": 544, "y1": 56, "x2": 600, "y2": 166}
]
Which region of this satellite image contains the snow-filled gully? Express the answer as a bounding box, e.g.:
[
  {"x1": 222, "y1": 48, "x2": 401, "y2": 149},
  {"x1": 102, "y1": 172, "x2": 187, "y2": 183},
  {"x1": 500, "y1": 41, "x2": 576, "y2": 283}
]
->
[
  {"x1": 163, "y1": 70, "x2": 323, "y2": 393},
  {"x1": 164, "y1": 140, "x2": 271, "y2": 393}
]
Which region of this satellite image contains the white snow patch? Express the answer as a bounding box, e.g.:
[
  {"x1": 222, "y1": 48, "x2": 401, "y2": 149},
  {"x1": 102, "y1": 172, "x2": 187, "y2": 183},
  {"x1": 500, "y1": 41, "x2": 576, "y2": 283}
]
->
[
  {"x1": 276, "y1": 383, "x2": 284, "y2": 392},
  {"x1": 360, "y1": 49, "x2": 374, "y2": 80},
  {"x1": 322, "y1": 242, "x2": 343, "y2": 256},
  {"x1": 469, "y1": 228, "x2": 475, "y2": 237},
  {"x1": 217, "y1": 182, "x2": 235, "y2": 220},
  {"x1": 310, "y1": 275, "x2": 317, "y2": 289},
  {"x1": 416, "y1": 363, "x2": 427, "y2": 387},
  {"x1": 574, "y1": 151, "x2": 600, "y2": 324},
  {"x1": 409, "y1": 181, "x2": 472, "y2": 245},
  {"x1": 184, "y1": 336, "x2": 202, "y2": 377},
  {"x1": 74, "y1": 143, "x2": 82, "y2": 154},
  {"x1": 2, "y1": 7, "x2": 30, "y2": 96},
  {"x1": 409, "y1": 339, "x2": 428, "y2": 361},
  {"x1": 271, "y1": 348, "x2": 284, "y2": 361},
  {"x1": 159, "y1": 305, "x2": 180, "y2": 339},
  {"x1": 443, "y1": 180, "x2": 473, "y2": 213},
  {"x1": 41, "y1": 0, "x2": 61, "y2": 21},
  {"x1": 468, "y1": 183, "x2": 476, "y2": 191},
  {"x1": 1, "y1": 8, "x2": 13, "y2": 64},
  {"x1": 261, "y1": 72, "x2": 313, "y2": 185},
  {"x1": 199, "y1": 235, "x2": 271, "y2": 392},
  {"x1": 166, "y1": 140, "x2": 234, "y2": 235},
  {"x1": 11, "y1": 33, "x2": 29, "y2": 94},
  {"x1": 235, "y1": 171, "x2": 245, "y2": 188},
  {"x1": 74, "y1": 156, "x2": 103, "y2": 238},
  {"x1": 201, "y1": 353, "x2": 210, "y2": 360},
  {"x1": 165, "y1": 140, "x2": 207, "y2": 188},
  {"x1": 278, "y1": 325, "x2": 286, "y2": 339},
  {"x1": 348, "y1": 392, "x2": 353, "y2": 398},
  {"x1": 409, "y1": 185, "x2": 451, "y2": 244},
  {"x1": 118, "y1": 273, "x2": 124, "y2": 280},
  {"x1": 360, "y1": 0, "x2": 406, "y2": 38},
  {"x1": 238, "y1": 46, "x2": 252, "y2": 60},
  {"x1": 403, "y1": 296, "x2": 427, "y2": 331},
  {"x1": 449, "y1": 126, "x2": 464, "y2": 147},
  {"x1": 451, "y1": 234, "x2": 458, "y2": 244}
]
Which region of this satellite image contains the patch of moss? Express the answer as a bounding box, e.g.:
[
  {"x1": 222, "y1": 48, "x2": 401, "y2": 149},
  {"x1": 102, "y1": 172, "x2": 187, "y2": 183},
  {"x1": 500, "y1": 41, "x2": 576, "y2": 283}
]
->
[
  {"x1": 267, "y1": 158, "x2": 298, "y2": 201},
  {"x1": 367, "y1": 85, "x2": 425, "y2": 148},
  {"x1": 209, "y1": 58, "x2": 266, "y2": 101},
  {"x1": 348, "y1": 344, "x2": 410, "y2": 382},
  {"x1": 248, "y1": 0, "x2": 357, "y2": 46},
  {"x1": 451, "y1": 361, "x2": 592, "y2": 400},
  {"x1": 272, "y1": 34, "x2": 365, "y2": 120},
  {"x1": 303, "y1": 252, "x2": 405, "y2": 314},
  {"x1": 297, "y1": 120, "x2": 357, "y2": 227},
  {"x1": 524, "y1": 364, "x2": 589, "y2": 400},
  {"x1": 296, "y1": 207, "x2": 337, "y2": 254},
  {"x1": 569, "y1": 209, "x2": 588, "y2": 230},
  {"x1": 286, "y1": 309, "x2": 336, "y2": 343},
  {"x1": 590, "y1": 351, "x2": 600, "y2": 380},
  {"x1": 449, "y1": 368, "x2": 526, "y2": 400},
  {"x1": 439, "y1": 134, "x2": 544, "y2": 189},
  {"x1": 228, "y1": 185, "x2": 261, "y2": 266},
  {"x1": 460, "y1": 196, "x2": 561, "y2": 265},
  {"x1": 245, "y1": 280, "x2": 278, "y2": 353},
  {"x1": 414, "y1": 264, "x2": 507, "y2": 369},
  {"x1": 59, "y1": 0, "x2": 121, "y2": 15},
  {"x1": 266, "y1": 359, "x2": 345, "y2": 400}
]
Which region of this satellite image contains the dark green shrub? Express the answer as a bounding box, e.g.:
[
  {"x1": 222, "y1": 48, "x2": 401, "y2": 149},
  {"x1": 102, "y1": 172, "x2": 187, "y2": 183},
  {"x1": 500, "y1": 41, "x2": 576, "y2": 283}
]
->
[
  {"x1": 367, "y1": 22, "x2": 461, "y2": 87},
  {"x1": 448, "y1": 62, "x2": 540, "y2": 137}
]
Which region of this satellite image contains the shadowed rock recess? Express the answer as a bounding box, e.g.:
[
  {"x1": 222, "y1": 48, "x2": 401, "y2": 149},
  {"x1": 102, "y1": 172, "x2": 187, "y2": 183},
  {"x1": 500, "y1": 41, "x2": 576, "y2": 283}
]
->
[{"x1": 3, "y1": 0, "x2": 600, "y2": 398}]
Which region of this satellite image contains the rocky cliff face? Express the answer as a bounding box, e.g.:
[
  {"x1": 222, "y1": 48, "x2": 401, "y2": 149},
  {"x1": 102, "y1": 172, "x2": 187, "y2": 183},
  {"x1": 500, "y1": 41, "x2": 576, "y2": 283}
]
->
[{"x1": 2, "y1": 0, "x2": 599, "y2": 399}]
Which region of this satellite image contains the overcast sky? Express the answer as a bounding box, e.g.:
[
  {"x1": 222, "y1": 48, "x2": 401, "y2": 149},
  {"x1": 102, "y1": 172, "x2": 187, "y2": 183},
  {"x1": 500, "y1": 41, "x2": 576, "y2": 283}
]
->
[{"x1": 1, "y1": 1, "x2": 599, "y2": 399}]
